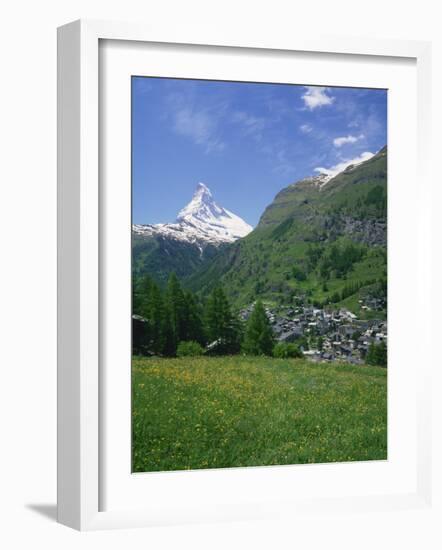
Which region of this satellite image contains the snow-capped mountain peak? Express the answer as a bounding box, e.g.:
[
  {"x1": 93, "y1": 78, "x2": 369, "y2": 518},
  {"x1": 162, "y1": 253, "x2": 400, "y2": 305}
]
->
[
  {"x1": 177, "y1": 182, "x2": 223, "y2": 222},
  {"x1": 195, "y1": 182, "x2": 212, "y2": 199},
  {"x1": 133, "y1": 183, "x2": 253, "y2": 246}
]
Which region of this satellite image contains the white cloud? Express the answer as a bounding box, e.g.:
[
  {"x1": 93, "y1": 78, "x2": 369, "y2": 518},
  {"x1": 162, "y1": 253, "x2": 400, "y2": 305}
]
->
[
  {"x1": 302, "y1": 87, "x2": 335, "y2": 110},
  {"x1": 333, "y1": 134, "x2": 364, "y2": 147},
  {"x1": 314, "y1": 151, "x2": 374, "y2": 179},
  {"x1": 300, "y1": 123, "x2": 313, "y2": 134},
  {"x1": 173, "y1": 107, "x2": 225, "y2": 153}
]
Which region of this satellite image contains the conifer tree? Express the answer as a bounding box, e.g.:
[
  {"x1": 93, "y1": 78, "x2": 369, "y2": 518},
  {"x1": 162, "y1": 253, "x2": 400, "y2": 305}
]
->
[
  {"x1": 182, "y1": 291, "x2": 205, "y2": 345},
  {"x1": 149, "y1": 281, "x2": 166, "y2": 354},
  {"x1": 242, "y1": 300, "x2": 275, "y2": 356},
  {"x1": 161, "y1": 302, "x2": 176, "y2": 357},
  {"x1": 205, "y1": 287, "x2": 224, "y2": 343},
  {"x1": 138, "y1": 275, "x2": 154, "y2": 349},
  {"x1": 205, "y1": 287, "x2": 242, "y2": 354},
  {"x1": 134, "y1": 275, "x2": 166, "y2": 354},
  {"x1": 132, "y1": 275, "x2": 142, "y2": 315},
  {"x1": 167, "y1": 273, "x2": 185, "y2": 333},
  {"x1": 164, "y1": 272, "x2": 186, "y2": 355},
  {"x1": 139, "y1": 274, "x2": 154, "y2": 318}
]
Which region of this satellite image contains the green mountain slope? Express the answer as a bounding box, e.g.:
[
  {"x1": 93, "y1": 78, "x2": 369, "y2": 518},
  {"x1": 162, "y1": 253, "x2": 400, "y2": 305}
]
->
[
  {"x1": 186, "y1": 147, "x2": 387, "y2": 316},
  {"x1": 132, "y1": 233, "x2": 225, "y2": 285}
]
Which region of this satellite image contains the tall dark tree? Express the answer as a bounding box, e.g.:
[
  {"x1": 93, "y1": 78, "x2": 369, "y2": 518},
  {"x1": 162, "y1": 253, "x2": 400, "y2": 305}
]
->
[
  {"x1": 242, "y1": 300, "x2": 275, "y2": 356},
  {"x1": 205, "y1": 287, "x2": 242, "y2": 354},
  {"x1": 132, "y1": 275, "x2": 143, "y2": 315},
  {"x1": 134, "y1": 275, "x2": 166, "y2": 355},
  {"x1": 137, "y1": 274, "x2": 153, "y2": 317},
  {"x1": 182, "y1": 291, "x2": 205, "y2": 345},
  {"x1": 164, "y1": 273, "x2": 186, "y2": 355},
  {"x1": 137, "y1": 275, "x2": 154, "y2": 349},
  {"x1": 149, "y1": 281, "x2": 166, "y2": 354},
  {"x1": 205, "y1": 287, "x2": 223, "y2": 343}
]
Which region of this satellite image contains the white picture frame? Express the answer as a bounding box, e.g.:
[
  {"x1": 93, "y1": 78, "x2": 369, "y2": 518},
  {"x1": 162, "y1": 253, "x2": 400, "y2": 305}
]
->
[{"x1": 57, "y1": 19, "x2": 433, "y2": 531}]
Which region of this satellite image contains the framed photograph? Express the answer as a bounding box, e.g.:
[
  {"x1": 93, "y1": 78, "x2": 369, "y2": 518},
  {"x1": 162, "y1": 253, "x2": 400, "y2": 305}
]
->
[{"x1": 57, "y1": 19, "x2": 432, "y2": 530}]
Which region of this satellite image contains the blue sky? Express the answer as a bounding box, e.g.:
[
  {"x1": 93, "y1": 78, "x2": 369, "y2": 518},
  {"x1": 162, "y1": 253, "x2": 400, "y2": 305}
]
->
[{"x1": 132, "y1": 77, "x2": 387, "y2": 226}]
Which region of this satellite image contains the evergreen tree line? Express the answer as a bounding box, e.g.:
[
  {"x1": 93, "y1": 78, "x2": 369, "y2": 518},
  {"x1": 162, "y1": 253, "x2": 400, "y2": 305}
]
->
[{"x1": 132, "y1": 273, "x2": 277, "y2": 357}]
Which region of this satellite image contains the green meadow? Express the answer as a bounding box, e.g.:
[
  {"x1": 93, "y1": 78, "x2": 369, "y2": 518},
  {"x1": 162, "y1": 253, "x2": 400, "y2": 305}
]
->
[{"x1": 132, "y1": 356, "x2": 387, "y2": 472}]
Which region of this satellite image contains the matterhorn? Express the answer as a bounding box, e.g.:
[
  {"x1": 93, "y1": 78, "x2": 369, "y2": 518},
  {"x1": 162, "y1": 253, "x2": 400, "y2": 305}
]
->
[{"x1": 133, "y1": 182, "x2": 253, "y2": 246}]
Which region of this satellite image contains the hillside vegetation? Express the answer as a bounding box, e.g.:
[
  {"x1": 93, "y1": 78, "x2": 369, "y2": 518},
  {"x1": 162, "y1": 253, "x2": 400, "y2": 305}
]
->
[{"x1": 132, "y1": 233, "x2": 223, "y2": 284}]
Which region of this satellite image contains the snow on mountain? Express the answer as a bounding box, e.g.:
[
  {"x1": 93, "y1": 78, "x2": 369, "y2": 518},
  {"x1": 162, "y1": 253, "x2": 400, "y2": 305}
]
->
[
  {"x1": 133, "y1": 183, "x2": 253, "y2": 246},
  {"x1": 293, "y1": 149, "x2": 381, "y2": 191},
  {"x1": 313, "y1": 151, "x2": 376, "y2": 186},
  {"x1": 292, "y1": 174, "x2": 330, "y2": 188}
]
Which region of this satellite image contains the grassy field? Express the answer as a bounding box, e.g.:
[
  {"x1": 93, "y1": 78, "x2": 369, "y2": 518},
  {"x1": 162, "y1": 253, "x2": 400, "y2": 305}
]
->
[{"x1": 132, "y1": 356, "x2": 387, "y2": 472}]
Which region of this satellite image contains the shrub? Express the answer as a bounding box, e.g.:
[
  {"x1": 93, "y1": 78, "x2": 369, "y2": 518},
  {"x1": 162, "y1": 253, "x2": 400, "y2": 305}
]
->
[
  {"x1": 176, "y1": 341, "x2": 204, "y2": 357},
  {"x1": 366, "y1": 341, "x2": 387, "y2": 367},
  {"x1": 292, "y1": 266, "x2": 307, "y2": 281},
  {"x1": 273, "y1": 342, "x2": 303, "y2": 359}
]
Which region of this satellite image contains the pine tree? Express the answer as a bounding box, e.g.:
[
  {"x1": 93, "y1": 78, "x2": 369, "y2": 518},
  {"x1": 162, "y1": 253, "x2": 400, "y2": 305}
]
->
[
  {"x1": 161, "y1": 302, "x2": 176, "y2": 357},
  {"x1": 182, "y1": 291, "x2": 205, "y2": 345},
  {"x1": 132, "y1": 276, "x2": 148, "y2": 355},
  {"x1": 226, "y1": 312, "x2": 243, "y2": 354},
  {"x1": 164, "y1": 273, "x2": 186, "y2": 355},
  {"x1": 149, "y1": 281, "x2": 165, "y2": 354},
  {"x1": 138, "y1": 275, "x2": 154, "y2": 351},
  {"x1": 205, "y1": 287, "x2": 223, "y2": 343},
  {"x1": 242, "y1": 300, "x2": 275, "y2": 356},
  {"x1": 205, "y1": 287, "x2": 242, "y2": 354},
  {"x1": 132, "y1": 275, "x2": 142, "y2": 315},
  {"x1": 139, "y1": 274, "x2": 154, "y2": 318},
  {"x1": 134, "y1": 275, "x2": 166, "y2": 355}
]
